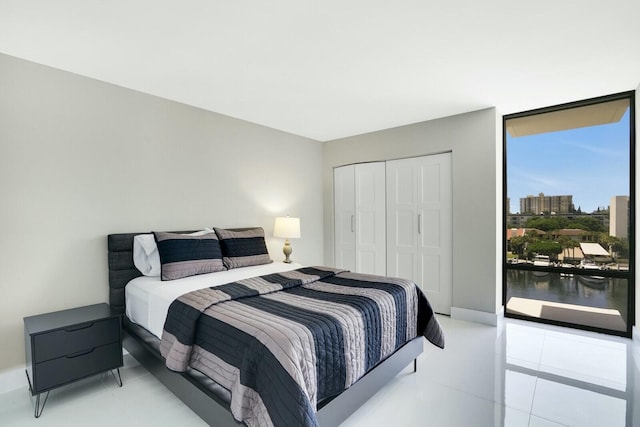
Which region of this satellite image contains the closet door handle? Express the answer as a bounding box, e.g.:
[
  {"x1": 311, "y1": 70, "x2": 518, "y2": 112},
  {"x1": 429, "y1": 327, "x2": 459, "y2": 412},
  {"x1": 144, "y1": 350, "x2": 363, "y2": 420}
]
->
[
  {"x1": 351, "y1": 215, "x2": 355, "y2": 232},
  {"x1": 418, "y1": 214, "x2": 422, "y2": 234}
]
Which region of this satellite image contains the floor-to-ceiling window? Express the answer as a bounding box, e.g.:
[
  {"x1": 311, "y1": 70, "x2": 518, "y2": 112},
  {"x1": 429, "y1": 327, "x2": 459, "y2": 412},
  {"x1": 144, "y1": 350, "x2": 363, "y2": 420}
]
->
[{"x1": 503, "y1": 92, "x2": 635, "y2": 337}]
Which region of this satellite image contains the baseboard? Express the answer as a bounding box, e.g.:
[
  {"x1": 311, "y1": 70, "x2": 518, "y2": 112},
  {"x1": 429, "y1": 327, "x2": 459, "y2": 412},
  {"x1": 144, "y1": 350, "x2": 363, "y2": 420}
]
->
[
  {"x1": 0, "y1": 366, "x2": 27, "y2": 395},
  {"x1": 450, "y1": 306, "x2": 503, "y2": 327}
]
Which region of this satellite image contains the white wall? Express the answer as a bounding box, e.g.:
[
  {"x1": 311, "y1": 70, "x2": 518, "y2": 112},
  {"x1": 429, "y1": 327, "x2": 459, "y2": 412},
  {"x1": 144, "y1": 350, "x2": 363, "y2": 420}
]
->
[
  {"x1": 0, "y1": 54, "x2": 324, "y2": 372},
  {"x1": 323, "y1": 108, "x2": 501, "y2": 319}
]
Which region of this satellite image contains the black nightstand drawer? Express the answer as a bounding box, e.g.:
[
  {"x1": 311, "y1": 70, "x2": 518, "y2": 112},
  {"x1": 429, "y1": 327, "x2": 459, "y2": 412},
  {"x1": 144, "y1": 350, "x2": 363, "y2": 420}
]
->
[
  {"x1": 34, "y1": 341, "x2": 122, "y2": 392},
  {"x1": 33, "y1": 317, "x2": 120, "y2": 363}
]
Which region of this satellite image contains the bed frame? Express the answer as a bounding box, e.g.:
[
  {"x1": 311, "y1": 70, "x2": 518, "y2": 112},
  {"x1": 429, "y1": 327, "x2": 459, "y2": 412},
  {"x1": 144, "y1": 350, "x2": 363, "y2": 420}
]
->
[{"x1": 107, "y1": 231, "x2": 424, "y2": 427}]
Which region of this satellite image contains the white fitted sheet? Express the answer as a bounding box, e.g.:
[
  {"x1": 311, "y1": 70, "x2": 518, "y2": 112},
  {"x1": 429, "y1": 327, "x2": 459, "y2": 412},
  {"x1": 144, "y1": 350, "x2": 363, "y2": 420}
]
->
[{"x1": 125, "y1": 262, "x2": 303, "y2": 338}]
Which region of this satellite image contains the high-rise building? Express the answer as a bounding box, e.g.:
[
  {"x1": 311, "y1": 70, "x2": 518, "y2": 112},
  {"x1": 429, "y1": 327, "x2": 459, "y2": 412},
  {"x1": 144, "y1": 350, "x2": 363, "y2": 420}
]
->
[
  {"x1": 519, "y1": 193, "x2": 574, "y2": 214},
  {"x1": 610, "y1": 195, "x2": 629, "y2": 238}
]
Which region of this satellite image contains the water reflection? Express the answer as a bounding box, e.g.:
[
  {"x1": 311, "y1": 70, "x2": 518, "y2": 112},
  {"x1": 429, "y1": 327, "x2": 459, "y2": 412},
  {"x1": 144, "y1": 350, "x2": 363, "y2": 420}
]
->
[
  {"x1": 500, "y1": 322, "x2": 636, "y2": 427},
  {"x1": 506, "y1": 269, "x2": 628, "y2": 331}
]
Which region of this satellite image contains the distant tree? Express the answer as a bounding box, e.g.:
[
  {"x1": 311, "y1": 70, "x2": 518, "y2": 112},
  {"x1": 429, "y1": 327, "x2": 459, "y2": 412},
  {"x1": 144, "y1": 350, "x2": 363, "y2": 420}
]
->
[
  {"x1": 527, "y1": 229, "x2": 540, "y2": 239},
  {"x1": 509, "y1": 236, "x2": 528, "y2": 257},
  {"x1": 598, "y1": 234, "x2": 627, "y2": 259},
  {"x1": 524, "y1": 217, "x2": 568, "y2": 231},
  {"x1": 568, "y1": 217, "x2": 604, "y2": 232},
  {"x1": 617, "y1": 238, "x2": 630, "y2": 259},
  {"x1": 528, "y1": 241, "x2": 563, "y2": 260}
]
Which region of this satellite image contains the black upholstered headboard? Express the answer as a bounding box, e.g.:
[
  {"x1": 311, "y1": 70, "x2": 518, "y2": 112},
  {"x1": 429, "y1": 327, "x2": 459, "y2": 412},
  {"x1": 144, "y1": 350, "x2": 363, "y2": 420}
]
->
[
  {"x1": 108, "y1": 232, "x2": 150, "y2": 314},
  {"x1": 107, "y1": 228, "x2": 256, "y2": 314}
]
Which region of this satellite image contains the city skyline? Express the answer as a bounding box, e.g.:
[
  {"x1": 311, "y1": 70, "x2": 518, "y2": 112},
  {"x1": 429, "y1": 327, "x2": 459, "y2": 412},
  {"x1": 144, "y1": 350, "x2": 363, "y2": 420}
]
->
[{"x1": 507, "y1": 109, "x2": 631, "y2": 214}]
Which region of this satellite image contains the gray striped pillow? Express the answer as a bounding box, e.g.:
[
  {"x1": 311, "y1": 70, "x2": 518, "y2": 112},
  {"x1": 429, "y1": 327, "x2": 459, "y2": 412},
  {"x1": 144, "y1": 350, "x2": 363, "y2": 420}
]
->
[
  {"x1": 214, "y1": 227, "x2": 273, "y2": 269},
  {"x1": 154, "y1": 231, "x2": 226, "y2": 280}
]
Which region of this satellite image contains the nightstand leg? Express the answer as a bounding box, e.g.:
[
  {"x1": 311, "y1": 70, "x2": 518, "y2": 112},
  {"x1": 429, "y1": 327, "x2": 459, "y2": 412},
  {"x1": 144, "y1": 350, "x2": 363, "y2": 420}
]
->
[
  {"x1": 26, "y1": 369, "x2": 49, "y2": 418},
  {"x1": 110, "y1": 368, "x2": 123, "y2": 387},
  {"x1": 34, "y1": 391, "x2": 49, "y2": 418},
  {"x1": 25, "y1": 369, "x2": 33, "y2": 394}
]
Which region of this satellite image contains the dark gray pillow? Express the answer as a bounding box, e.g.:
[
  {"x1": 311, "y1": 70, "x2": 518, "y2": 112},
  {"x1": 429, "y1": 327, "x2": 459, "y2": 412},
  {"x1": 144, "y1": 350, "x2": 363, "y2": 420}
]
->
[
  {"x1": 153, "y1": 231, "x2": 226, "y2": 281},
  {"x1": 214, "y1": 227, "x2": 273, "y2": 269}
]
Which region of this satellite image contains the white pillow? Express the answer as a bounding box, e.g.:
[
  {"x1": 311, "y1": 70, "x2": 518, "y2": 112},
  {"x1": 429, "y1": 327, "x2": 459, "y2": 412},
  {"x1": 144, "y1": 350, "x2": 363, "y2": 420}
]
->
[
  {"x1": 133, "y1": 228, "x2": 214, "y2": 276},
  {"x1": 133, "y1": 234, "x2": 159, "y2": 276}
]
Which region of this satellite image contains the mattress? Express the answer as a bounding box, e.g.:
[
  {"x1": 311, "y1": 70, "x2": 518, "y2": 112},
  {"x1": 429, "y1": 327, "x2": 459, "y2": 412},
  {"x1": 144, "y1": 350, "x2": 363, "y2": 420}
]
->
[{"x1": 125, "y1": 262, "x2": 302, "y2": 338}]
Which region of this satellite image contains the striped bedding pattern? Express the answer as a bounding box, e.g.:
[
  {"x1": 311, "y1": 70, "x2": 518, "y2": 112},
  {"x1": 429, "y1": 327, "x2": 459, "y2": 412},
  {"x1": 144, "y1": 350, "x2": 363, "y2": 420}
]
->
[
  {"x1": 214, "y1": 227, "x2": 272, "y2": 269},
  {"x1": 154, "y1": 231, "x2": 226, "y2": 280},
  {"x1": 161, "y1": 266, "x2": 444, "y2": 427}
]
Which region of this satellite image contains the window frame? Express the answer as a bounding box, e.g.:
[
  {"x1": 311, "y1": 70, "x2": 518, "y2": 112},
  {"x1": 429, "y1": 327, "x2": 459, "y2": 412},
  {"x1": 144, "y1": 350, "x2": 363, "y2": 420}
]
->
[{"x1": 502, "y1": 91, "x2": 636, "y2": 338}]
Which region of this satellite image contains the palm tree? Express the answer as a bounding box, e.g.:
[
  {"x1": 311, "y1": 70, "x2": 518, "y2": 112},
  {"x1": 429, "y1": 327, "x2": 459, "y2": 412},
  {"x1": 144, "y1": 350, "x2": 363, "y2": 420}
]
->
[
  {"x1": 557, "y1": 235, "x2": 571, "y2": 262},
  {"x1": 566, "y1": 239, "x2": 580, "y2": 263}
]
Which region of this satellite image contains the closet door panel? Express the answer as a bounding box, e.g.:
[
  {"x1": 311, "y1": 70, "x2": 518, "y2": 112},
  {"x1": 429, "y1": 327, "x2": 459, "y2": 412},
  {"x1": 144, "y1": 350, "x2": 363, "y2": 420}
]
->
[
  {"x1": 394, "y1": 167, "x2": 415, "y2": 205},
  {"x1": 394, "y1": 251, "x2": 416, "y2": 282},
  {"x1": 386, "y1": 159, "x2": 417, "y2": 279},
  {"x1": 389, "y1": 208, "x2": 416, "y2": 280},
  {"x1": 334, "y1": 165, "x2": 356, "y2": 271},
  {"x1": 355, "y1": 162, "x2": 386, "y2": 275},
  {"x1": 419, "y1": 254, "x2": 441, "y2": 293},
  {"x1": 420, "y1": 209, "x2": 440, "y2": 248},
  {"x1": 395, "y1": 209, "x2": 415, "y2": 247},
  {"x1": 420, "y1": 162, "x2": 441, "y2": 202},
  {"x1": 357, "y1": 250, "x2": 377, "y2": 275},
  {"x1": 417, "y1": 153, "x2": 452, "y2": 314},
  {"x1": 358, "y1": 211, "x2": 376, "y2": 245}
]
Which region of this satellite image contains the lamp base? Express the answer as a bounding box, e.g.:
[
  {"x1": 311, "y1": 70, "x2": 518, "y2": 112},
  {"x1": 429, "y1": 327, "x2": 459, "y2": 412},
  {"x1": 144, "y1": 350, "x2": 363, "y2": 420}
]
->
[{"x1": 283, "y1": 240, "x2": 292, "y2": 263}]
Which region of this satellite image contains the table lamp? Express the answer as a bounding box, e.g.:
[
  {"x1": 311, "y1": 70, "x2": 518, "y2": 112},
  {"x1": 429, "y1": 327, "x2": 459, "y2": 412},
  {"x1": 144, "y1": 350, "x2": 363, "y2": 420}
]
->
[{"x1": 273, "y1": 216, "x2": 301, "y2": 263}]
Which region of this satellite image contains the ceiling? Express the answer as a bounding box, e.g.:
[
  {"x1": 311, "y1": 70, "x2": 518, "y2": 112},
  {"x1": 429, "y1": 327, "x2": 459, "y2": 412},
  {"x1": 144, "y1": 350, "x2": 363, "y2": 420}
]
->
[{"x1": 1, "y1": 1, "x2": 639, "y2": 141}]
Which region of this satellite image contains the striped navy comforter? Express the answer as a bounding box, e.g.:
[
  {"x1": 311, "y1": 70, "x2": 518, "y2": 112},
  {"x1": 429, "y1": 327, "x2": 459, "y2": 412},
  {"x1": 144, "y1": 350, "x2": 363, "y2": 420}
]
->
[{"x1": 160, "y1": 266, "x2": 444, "y2": 427}]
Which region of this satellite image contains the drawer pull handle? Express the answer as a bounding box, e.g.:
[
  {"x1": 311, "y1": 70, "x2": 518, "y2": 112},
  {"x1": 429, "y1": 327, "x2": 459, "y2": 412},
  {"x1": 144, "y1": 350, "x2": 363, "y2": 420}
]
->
[
  {"x1": 64, "y1": 322, "x2": 95, "y2": 332},
  {"x1": 65, "y1": 348, "x2": 95, "y2": 359}
]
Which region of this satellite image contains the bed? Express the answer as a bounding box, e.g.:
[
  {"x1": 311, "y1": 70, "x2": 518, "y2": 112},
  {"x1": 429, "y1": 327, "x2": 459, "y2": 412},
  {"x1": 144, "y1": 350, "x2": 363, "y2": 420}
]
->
[{"x1": 107, "y1": 229, "x2": 444, "y2": 427}]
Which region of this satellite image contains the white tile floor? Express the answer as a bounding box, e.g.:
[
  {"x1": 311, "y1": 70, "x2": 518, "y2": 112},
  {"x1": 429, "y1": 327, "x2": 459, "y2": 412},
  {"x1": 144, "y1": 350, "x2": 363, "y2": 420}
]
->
[{"x1": 1, "y1": 316, "x2": 639, "y2": 427}]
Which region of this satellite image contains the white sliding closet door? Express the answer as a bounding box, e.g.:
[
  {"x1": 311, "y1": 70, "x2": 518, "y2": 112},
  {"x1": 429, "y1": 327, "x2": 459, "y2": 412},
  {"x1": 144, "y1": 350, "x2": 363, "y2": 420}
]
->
[
  {"x1": 334, "y1": 165, "x2": 356, "y2": 272},
  {"x1": 387, "y1": 153, "x2": 452, "y2": 314},
  {"x1": 355, "y1": 163, "x2": 386, "y2": 275},
  {"x1": 334, "y1": 162, "x2": 386, "y2": 275}
]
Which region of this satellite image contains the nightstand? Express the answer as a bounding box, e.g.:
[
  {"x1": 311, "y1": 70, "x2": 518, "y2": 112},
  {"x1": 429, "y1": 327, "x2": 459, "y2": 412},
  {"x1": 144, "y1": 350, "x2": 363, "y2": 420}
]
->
[{"x1": 24, "y1": 303, "x2": 123, "y2": 418}]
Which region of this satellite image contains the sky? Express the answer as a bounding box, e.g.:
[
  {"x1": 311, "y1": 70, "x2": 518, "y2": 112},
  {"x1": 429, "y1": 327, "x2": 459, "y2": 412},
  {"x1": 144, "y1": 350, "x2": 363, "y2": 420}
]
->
[{"x1": 507, "y1": 108, "x2": 630, "y2": 214}]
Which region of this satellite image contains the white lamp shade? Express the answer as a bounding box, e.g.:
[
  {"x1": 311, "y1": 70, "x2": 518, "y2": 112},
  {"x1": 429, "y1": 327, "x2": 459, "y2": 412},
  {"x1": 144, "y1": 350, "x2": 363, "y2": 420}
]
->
[{"x1": 274, "y1": 217, "x2": 301, "y2": 239}]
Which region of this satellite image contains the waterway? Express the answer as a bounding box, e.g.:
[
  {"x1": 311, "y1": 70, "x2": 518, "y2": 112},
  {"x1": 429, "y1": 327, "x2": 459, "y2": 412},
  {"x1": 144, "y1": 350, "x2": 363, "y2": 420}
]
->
[{"x1": 505, "y1": 269, "x2": 629, "y2": 332}]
